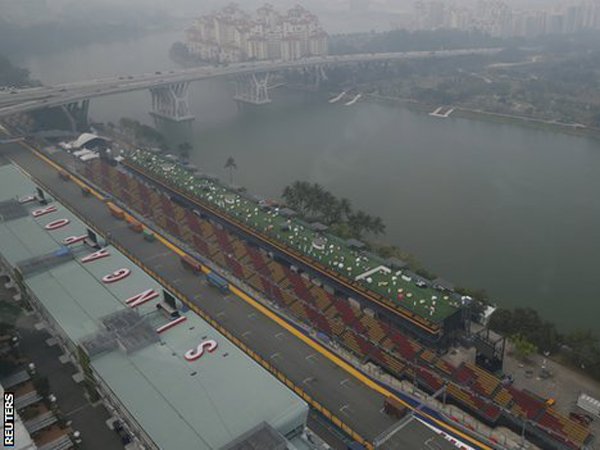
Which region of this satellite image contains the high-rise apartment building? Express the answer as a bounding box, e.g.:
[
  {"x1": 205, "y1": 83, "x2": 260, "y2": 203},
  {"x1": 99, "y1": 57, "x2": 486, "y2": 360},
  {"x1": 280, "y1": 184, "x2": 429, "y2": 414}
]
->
[
  {"x1": 412, "y1": 0, "x2": 600, "y2": 37},
  {"x1": 185, "y1": 3, "x2": 328, "y2": 63}
]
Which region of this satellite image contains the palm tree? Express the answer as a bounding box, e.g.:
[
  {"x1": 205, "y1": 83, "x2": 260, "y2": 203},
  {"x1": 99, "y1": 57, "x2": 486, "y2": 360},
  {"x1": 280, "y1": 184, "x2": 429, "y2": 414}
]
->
[
  {"x1": 338, "y1": 198, "x2": 352, "y2": 221},
  {"x1": 283, "y1": 182, "x2": 300, "y2": 211},
  {"x1": 293, "y1": 181, "x2": 311, "y2": 215},
  {"x1": 282, "y1": 185, "x2": 295, "y2": 208},
  {"x1": 319, "y1": 190, "x2": 338, "y2": 223},
  {"x1": 306, "y1": 183, "x2": 326, "y2": 218},
  {"x1": 326, "y1": 197, "x2": 353, "y2": 226},
  {"x1": 348, "y1": 210, "x2": 371, "y2": 238},
  {"x1": 368, "y1": 215, "x2": 386, "y2": 236},
  {"x1": 224, "y1": 156, "x2": 237, "y2": 185}
]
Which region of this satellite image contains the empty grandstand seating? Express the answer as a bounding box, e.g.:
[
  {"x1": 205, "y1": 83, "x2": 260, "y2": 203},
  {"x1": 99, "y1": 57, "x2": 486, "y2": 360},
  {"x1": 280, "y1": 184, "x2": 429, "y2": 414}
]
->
[
  {"x1": 389, "y1": 329, "x2": 421, "y2": 360},
  {"x1": 340, "y1": 330, "x2": 367, "y2": 358},
  {"x1": 231, "y1": 239, "x2": 250, "y2": 263},
  {"x1": 285, "y1": 268, "x2": 315, "y2": 303},
  {"x1": 331, "y1": 298, "x2": 360, "y2": 327},
  {"x1": 374, "y1": 351, "x2": 406, "y2": 378},
  {"x1": 536, "y1": 409, "x2": 590, "y2": 448},
  {"x1": 419, "y1": 349, "x2": 436, "y2": 365},
  {"x1": 247, "y1": 246, "x2": 270, "y2": 276},
  {"x1": 359, "y1": 314, "x2": 387, "y2": 344},
  {"x1": 466, "y1": 362, "x2": 500, "y2": 397},
  {"x1": 310, "y1": 287, "x2": 333, "y2": 313},
  {"x1": 454, "y1": 363, "x2": 475, "y2": 384},
  {"x1": 434, "y1": 358, "x2": 455, "y2": 377},
  {"x1": 447, "y1": 383, "x2": 501, "y2": 422},
  {"x1": 508, "y1": 387, "x2": 545, "y2": 419},
  {"x1": 328, "y1": 318, "x2": 345, "y2": 337},
  {"x1": 214, "y1": 227, "x2": 234, "y2": 256},
  {"x1": 414, "y1": 367, "x2": 444, "y2": 392},
  {"x1": 267, "y1": 261, "x2": 287, "y2": 285},
  {"x1": 304, "y1": 305, "x2": 333, "y2": 336},
  {"x1": 493, "y1": 387, "x2": 513, "y2": 408}
]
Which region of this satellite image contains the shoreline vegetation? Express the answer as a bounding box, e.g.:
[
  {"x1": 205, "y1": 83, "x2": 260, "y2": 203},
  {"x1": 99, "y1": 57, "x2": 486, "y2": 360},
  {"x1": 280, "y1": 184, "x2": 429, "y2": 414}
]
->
[
  {"x1": 0, "y1": 54, "x2": 39, "y2": 88},
  {"x1": 365, "y1": 93, "x2": 600, "y2": 140}
]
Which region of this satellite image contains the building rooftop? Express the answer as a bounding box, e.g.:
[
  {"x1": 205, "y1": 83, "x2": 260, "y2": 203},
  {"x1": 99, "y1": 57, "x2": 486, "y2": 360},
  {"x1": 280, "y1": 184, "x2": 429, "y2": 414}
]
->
[
  {"x1": 0, "y1": 164, "x2": 308, "y2": 450},
  {"x1": 71, "y1": 133, "x2": 110, "y2": 150},
  {"x1": 126, "y1": 149, "x2": 461, "y2": 325}
]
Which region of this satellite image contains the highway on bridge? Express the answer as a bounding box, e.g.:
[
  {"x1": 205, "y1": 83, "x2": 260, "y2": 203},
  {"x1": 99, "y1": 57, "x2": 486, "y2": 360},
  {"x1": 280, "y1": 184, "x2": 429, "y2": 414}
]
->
[{"x1": 0, "y1": 48, "x2": 501, "y2": 117}]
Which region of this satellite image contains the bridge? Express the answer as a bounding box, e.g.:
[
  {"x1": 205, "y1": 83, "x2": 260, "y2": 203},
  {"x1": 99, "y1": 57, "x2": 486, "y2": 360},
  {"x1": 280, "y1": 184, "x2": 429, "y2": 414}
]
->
[{"x1": 0, "y1": 48, "x2": 501, "y2": 128}]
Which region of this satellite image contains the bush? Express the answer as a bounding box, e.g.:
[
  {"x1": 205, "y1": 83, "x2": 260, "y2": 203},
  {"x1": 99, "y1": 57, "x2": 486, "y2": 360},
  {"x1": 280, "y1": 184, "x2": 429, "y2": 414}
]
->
[{"x1": 489, "y1": 307, "x2": 600, "y2": 380}]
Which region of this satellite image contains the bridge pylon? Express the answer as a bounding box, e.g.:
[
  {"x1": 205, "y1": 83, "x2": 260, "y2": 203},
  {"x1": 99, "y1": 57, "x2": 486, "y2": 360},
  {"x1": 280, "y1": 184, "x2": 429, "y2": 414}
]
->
[
  {"x1": 149, "y1": 82, "x2": 194, "y2": 125},
  {"x1": 314, "y1": 64, "x2": 328, "y2": 89},
  {"x1": 60, "y1": 99, "x2": 90, "y2": 132},
  {"x1": 233, "y1": 73, "x2": 272, "y2": 106}
]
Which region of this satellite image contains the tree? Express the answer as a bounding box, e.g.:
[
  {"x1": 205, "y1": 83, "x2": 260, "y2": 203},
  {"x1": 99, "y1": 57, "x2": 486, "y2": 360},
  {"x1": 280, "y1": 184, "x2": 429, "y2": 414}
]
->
[
  {"x1": 468, "y1": 300, "x2": 487, "y2": 323},
  {"x1": 563, "y1": 330, "x2": 600, "y2": 375},
  {"x1": 0, "y1": 54, "x2": 35, "y2": 87},
  {"x1": 118, "y1": 117, "x2": 137, "y2": 131},
  {"x1": 368, "y1": 215, "x2": 386, "y2": 235},
  {"x1": 511, "y1": 334, "x2": 538, "y2": 362},
  {"x1": 169, "y1": 41, "x2": 190, "y2": 63},
  {"x1": 224, "y1": 156, "x2": 237, "y2": 185},
  {"x1": 488, "y1": 308, "x2": 515, "y2": 334},
  {"x1": 338, "y1": 198, "x2": 352, "y2": 221},
  {"x1": 348, "y1": 210, "x2": 371, "y2": 237},
  {"x1": 329, "y1": 222, "x2": 355, "y2": 239}
]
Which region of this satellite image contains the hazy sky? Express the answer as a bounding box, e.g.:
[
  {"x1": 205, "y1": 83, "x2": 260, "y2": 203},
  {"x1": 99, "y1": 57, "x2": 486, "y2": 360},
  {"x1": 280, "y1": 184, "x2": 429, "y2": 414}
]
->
[{"x1": 0, "y1": 0, "x2": 575, "y2": 35}]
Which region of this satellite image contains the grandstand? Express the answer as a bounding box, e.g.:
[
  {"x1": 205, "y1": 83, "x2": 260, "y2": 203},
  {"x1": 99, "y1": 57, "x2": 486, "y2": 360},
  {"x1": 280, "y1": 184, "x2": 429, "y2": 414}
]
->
[
  {"x1": 79, "y1": 156, "x2": 592, "y2": 450},
  {"x1": 122, "y1": 149, "x2": 466, "y2": 347}
]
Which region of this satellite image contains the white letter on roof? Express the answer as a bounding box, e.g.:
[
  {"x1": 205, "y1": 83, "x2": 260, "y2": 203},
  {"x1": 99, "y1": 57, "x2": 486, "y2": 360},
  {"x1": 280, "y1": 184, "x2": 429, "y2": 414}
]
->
[
  {"x1": 63, "y1": 235, "x2": 87, "y2": 246},
  {"x1": 44, "y1": 218, "x2": 70, "y2": 230},
  {"x1": 102, "y1": 268, "x2": 131, "y2": 283},
  {"x1": 81, "y1": 249, "x2": 110, "y2": 263},
  {"x1": 184, "y1": 340, "x2": 218, "y2": 362},
  {"x1": 32, "y1": 205, "x2": 57, "y2": 218},
  {"x1": 126, "y1": 289, "x2": 159, "y2": 308}
]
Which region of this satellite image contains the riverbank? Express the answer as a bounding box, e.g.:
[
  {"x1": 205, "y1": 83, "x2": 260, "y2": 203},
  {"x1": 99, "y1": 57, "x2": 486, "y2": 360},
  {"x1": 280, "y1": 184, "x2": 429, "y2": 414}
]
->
[{"x1": 365, "y1": 93, "x2": 600, "y2": 140}]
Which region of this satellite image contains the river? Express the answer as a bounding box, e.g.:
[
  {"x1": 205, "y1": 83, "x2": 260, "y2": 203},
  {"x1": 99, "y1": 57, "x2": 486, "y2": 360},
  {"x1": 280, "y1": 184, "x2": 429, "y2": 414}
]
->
[{"x1": 18, "y1": 32, "x2": 600, "y2": 334}]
